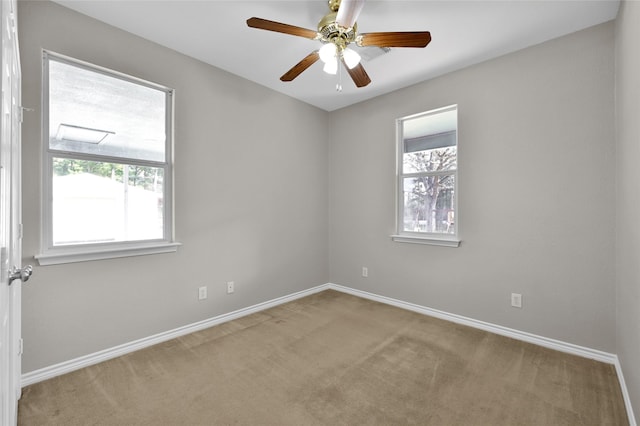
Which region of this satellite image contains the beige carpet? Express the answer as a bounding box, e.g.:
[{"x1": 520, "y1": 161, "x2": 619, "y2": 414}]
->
[{"x1": 18, "y1": 290, "x2": 628, "y2": 425}]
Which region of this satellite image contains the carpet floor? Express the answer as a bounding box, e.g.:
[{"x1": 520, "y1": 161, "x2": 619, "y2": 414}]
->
[{"x1": 18, "y1": 290, "x2": 628, "y2": 425}]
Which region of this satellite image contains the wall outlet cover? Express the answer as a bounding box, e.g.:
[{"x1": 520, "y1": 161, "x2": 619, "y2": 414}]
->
[
  {"x1": 198, "y1": 286, "x2": 207, "y2": 300},
  {"x1": 511, "y1": 293, "x2": 522, "y2": 308}
]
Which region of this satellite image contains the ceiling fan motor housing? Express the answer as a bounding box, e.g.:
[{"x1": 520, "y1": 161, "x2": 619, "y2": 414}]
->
[{"x1": 318, "y1": 11, "x2": 357, "y2": 49}]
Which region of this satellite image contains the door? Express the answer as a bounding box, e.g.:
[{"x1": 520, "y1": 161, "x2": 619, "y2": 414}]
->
[{"x1": 0, "y1": 0, "x2": 28, "y2": 424}]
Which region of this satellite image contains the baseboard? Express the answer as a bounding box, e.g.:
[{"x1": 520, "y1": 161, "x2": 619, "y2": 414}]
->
[
  {"x1": 21, "y1": 283, "x2": 331, "y2": 387},
  {"x1": 614, "y1": 356, "x2": 638, "y2": 426},
  {"x1": 21, "y1": 282, "x2": 636, "y2": 426}
]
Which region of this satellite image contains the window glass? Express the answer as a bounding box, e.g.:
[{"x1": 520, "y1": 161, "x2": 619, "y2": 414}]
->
[
  {"x1": 52, "y1": 158, "x2": 164, "y2": 245},
  {"x1": 403, "y1": 144, "x2": 457, "y2": 174},
  {"x1": 48, "y1": 59, "x2": 166, "y2": 162},
  {"x1": 397, "y1": 105, "x2": 458, "y2": 241},
  {"x1": 402, "y1": 175, "x2": 455, "y2": 234}
]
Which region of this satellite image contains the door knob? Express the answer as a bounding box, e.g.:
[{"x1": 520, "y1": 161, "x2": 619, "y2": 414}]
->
[{"x1": 9, "y1": 265, "x2": 32, "y2": 285}]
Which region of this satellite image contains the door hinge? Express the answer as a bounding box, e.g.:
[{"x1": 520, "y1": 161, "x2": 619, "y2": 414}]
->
[
  {"x1": 0, "y1": 247, "x2": 7, "y2": 278},
  {"x1": 17, "y1": 338, "x2": 23, "y2": 356}
]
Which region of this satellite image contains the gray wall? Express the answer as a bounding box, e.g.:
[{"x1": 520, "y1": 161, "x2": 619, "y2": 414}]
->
[
  {"x1": 19, "y1": 1, "x2": 329, "y2": 372},
  {"x1": 615, "y1": 0, "x2": 640, "y2": 417},
  {"x1": 328, "y1": 23, "x2": 616, "y2": 352}
]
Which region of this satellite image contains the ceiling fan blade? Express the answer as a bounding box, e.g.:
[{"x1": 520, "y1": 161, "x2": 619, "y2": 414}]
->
[
  {"x1": 359, "y1": 31, "x2": 432, "y2": 48},
  {"x1": 336, "y1": 0, "x2": 366, "y2": 28},
  {"x1": 280, "y1": 51, "x2": 321, "y2": 82},
  {"x1": 341, "y1": 59, "x2": 371, "y2": 88},
  {"x1": 247, "y1": 17, "x2": 318, "y2": 40}
]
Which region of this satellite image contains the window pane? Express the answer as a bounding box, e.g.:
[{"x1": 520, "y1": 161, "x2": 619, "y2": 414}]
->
[
  {"x1": 402, "y1": 175, "x2": 455, "y2": 234},
  {"x1": 402, "y1": 107, "x2": 457, "y2": 174},
  {"x1": 403, "y1": 146, "x2": 457, "y2": 173},
  {"x1": 48, "y1": 59, "x2": 166, "y2": 162},
  {"x1": 52, "y1": 158, "x2": 164, "y2": 245}
]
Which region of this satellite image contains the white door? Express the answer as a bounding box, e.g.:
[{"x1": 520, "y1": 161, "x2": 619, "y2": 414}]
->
[{"x1": 0, "y1": 0, "x2": 28, "y2": 424}]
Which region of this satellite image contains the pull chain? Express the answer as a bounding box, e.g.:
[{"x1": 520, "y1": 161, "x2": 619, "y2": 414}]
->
[{"x1": 336, "y1": 60, "x2": 343, "y2": 92}]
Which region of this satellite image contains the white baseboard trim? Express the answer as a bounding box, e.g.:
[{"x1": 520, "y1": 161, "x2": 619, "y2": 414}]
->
[
  {"x1": 21, "y1": 284, "x2": 331, "y2": 387},
  {"x1": 613, "y1": 356, "x2": 638, "y2": 426},
  {"x1": 21, "y1": 282, "x2": 636, "y2": 426}
]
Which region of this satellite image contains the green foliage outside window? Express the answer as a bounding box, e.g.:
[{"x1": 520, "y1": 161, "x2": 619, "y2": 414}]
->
[{"x1": 53, "y1": 158, "x2": 162, "y2": 192}]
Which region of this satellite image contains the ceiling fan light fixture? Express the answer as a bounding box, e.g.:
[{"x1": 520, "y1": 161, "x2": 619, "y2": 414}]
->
[
  {"x1": 319, "y1": 42, "x2": 338, "y2": 63},
  {"x1": 323, "y1": 58, "x2": 338, "y2": 74},
  {"x1": 342, "y1": 47, "x2": 361, "y2": 69}
]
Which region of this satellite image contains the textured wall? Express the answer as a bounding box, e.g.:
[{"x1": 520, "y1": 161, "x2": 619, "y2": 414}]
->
[
  {"x1": 615, "y1": 0, "x2": 640, "y2": 418},
  {"x1": 328, "y1": 23, "x2": 616, "y2": 352},
  {"x1": 19, "y1": 1, "x2": 329, "y2": 372}
]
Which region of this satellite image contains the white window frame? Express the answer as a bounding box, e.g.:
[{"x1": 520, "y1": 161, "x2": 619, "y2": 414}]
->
[
  {"x1": 392, "y1": 104, "x2": 460, "y2": 247},
  {"x1": 35, "y1": 51, "x2": 179, "y2": 265}
]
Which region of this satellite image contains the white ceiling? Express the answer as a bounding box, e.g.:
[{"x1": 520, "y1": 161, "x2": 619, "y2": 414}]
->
[{"x1": 51, "y1": 0, "x2": 620, "y2": 112}]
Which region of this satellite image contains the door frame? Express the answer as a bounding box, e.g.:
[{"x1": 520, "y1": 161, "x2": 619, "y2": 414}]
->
[{"x1": 0, "y1": 0, "x2": 23, "y2": 424}]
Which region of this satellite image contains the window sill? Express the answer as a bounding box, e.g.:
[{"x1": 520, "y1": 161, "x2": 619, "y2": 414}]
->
[
  {"x1": 35, "y1": 241, "x2": 182, "y2": 266},
  {"x1": 391, "y1": 235, "x2": 461, "y2": 247}
]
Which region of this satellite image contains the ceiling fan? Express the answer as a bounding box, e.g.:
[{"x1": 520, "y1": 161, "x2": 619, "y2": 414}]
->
[{"x1": 247, "y1": 0, "x2": 432, "y2": 89}]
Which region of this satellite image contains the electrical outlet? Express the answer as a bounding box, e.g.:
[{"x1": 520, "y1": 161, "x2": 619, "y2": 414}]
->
[
  {"x1": 198, "y1": 286, "x2": 207, "y2": 301},
  {"x1": 227, "y1": 281, "x2": 235, "y2": 294},
  {"x1": 362, "y1": 267, "x2": 368, "y2": 278},
  {"x1": 511, "y1": 293, "x2": 522, "y2": 308}
]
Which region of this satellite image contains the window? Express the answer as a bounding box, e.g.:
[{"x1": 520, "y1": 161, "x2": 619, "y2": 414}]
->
[
  {"x1": 393, "y1": 105, "x2": 460, "y2": 247},
  {"x1": 36, "y1": 52, "x2": 179, "y2": 265}
]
